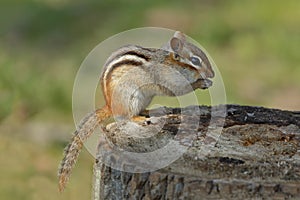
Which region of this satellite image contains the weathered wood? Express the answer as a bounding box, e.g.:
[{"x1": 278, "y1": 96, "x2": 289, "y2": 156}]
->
[{"x1": 93, "y1": 105, "x2": 300, "y2": 199}]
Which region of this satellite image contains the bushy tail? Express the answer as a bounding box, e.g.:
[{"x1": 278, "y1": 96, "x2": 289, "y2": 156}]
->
[{"x1": 58, "y1": 106, "x2": 111, "y2": 192}]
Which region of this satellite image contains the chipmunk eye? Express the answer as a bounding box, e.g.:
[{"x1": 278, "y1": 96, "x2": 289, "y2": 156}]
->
[
  {"x1": 173, "y1": 53, "x2": 180, "y2": 61},
  {"x1": 191, "y1": 56, "x2": 201, "y2": 66}
]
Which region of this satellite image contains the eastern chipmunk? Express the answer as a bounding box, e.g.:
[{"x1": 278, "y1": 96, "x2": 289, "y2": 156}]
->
[{"x1": 58, "y1": 31, "x2": 215, "y2": 191}]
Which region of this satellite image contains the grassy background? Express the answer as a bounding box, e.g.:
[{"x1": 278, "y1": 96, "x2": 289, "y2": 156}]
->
[{"x1": 1, "y1": 0, "x2": 299, "y2": 199}]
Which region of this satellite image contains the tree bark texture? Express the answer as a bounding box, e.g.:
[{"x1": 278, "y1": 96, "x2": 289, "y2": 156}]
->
[{"x1": 93, "y1": 105, "x2": 300, "y2": 200}]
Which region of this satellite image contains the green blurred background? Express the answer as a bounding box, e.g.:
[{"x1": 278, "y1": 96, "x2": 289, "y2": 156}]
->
[{"x1": 1, "y1": 0, "x2": 299, "y2": 199}]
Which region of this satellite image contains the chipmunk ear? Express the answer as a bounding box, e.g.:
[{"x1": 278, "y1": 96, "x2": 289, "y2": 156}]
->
[
  {"x1": 170, "y1": 31, "x2": 185, "y2": 53},
  {"x1": 170, "y1": 37, "x2": 183, "y2": 53},
  {"x1": 173, "y1": 31, "x2": 186, "y2": 41}
]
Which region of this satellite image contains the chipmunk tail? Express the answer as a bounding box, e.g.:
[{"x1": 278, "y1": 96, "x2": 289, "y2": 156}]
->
[{"x1": 58, "y1": 106, "x2": 111, "y2": 192}]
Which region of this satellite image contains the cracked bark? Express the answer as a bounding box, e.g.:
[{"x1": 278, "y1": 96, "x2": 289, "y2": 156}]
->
[{"x1": 92, "y1": 105, "x2": 300, "y2": 200}]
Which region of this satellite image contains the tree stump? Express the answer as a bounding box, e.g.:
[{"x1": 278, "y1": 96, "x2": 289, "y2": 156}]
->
[{"x1": 92, "y1": 105, "x2": 300, "y2": 199}]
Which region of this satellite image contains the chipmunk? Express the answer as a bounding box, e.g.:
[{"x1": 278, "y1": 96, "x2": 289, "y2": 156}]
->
[{"x1": 58, "y1": 31, "x2": 215, "y2": 192}]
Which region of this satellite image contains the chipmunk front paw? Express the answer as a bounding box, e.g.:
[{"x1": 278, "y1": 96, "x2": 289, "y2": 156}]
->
[{"x1": 193, "y1": 78, "x2": 213, "y2": 90}]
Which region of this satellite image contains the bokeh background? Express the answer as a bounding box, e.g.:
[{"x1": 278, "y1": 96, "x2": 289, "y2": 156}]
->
[{"x1": 1, "y1": 0, "x2": 299, "y2": 199}]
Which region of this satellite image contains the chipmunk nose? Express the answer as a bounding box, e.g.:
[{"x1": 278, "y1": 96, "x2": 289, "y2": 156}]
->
[
  {"x1": 203, "y1": 64, "x2": 214, "y2": 78},
  {"x1": 201, "y1": 62, "x2": 214, "y2": 79},
  {"x1": 207, "y1": 69, "x2": 215, "y2": 78}
]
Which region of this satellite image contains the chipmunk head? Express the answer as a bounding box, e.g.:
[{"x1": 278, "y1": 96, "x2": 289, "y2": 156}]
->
[{"x1": 165, "y1": 31, "x2": 215, "y2": 80}]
